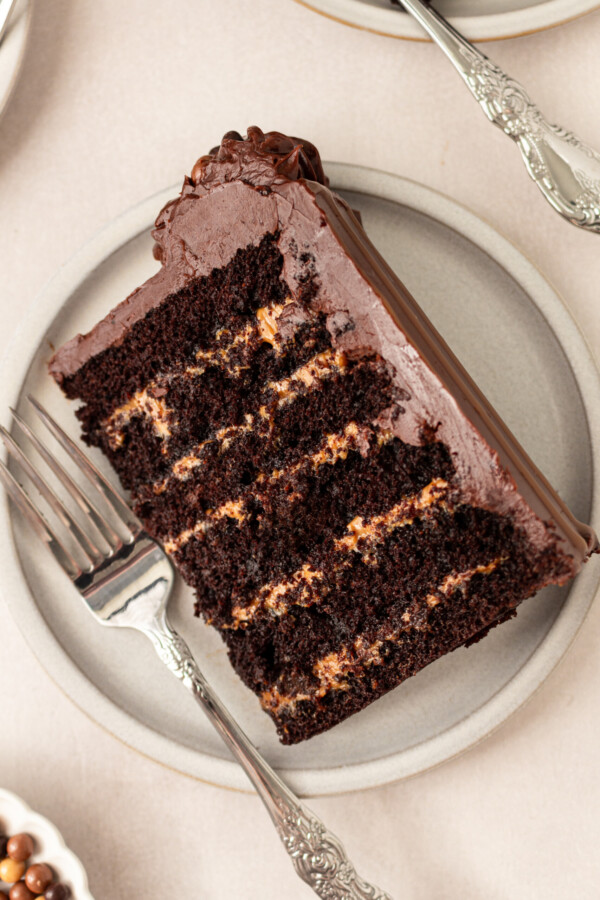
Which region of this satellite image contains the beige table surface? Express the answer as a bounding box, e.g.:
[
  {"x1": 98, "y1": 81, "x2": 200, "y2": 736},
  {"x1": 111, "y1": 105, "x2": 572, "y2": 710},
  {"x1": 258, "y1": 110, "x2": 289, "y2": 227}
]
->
[{"x1": 1, "y1": 1, "x2": 600, "y2": 897}]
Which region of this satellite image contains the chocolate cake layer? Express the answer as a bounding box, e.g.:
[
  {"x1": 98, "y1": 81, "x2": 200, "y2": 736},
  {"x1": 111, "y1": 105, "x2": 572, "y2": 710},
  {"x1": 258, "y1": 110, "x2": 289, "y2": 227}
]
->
[
  {"x1": 49, "y1": 128, "x2": 598, "y2": 744},
  {"x1": 168, "y1": 438, "x2": 456, "y2": 618}
]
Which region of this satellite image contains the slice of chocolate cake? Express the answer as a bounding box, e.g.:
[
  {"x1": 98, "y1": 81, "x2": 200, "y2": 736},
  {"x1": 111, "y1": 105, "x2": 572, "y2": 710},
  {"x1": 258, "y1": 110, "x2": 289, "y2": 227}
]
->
[{"x1": 49, "y1": 128, "x2": 598, "y2": 744}]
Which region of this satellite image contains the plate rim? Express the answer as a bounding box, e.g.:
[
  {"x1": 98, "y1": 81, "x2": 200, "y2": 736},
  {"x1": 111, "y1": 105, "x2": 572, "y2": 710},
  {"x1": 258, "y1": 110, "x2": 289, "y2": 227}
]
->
[
  {"x1": 293, "y1": 0, "x2": 600, "y2": 42},
  {"x1": 0, "y1": 0, "x2": 33, "y2": 120},
  {"x1": 0, "y1": 787, "x2": 95, "y2": 899},
  {"x1": 1, "y1": 163, "x2": 599, "y2": 797}
]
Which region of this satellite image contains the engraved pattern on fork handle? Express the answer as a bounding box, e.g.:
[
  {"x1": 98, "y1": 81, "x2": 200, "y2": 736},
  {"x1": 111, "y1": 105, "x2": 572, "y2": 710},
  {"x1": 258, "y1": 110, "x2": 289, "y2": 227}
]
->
[
  {"x1": 397, "y1": 0, "x2": 600, "y2": 233},
  {"x1": 144, "y1": 618, "x2": 393, "y2": 900},
  {"x1": 456, "y1": 45, "x2": 600, "y2": 231}
]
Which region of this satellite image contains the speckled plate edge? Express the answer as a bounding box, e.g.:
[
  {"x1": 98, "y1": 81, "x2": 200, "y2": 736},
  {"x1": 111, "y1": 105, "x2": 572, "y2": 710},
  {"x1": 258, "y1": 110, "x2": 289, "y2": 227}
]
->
[
  {"x1": 0, "y1": 163, "x2": 598, "y2": 797},
  {"x1": 0, "y1": 788, "x2": 95, "y2": 899},
  {"x1": 294, "y1": 0, "x2": 600, "y2": 42},
  {"x1": 0, "y1": 0, "x2": 32, "y2": 120}
]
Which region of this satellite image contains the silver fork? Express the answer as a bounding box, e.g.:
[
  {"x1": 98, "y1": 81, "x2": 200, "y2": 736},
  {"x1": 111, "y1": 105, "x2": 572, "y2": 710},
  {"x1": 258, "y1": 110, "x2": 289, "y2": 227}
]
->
[
  {"x1": 392, "y1": 0, "x2": 600, "y2": 234},
  {"x1": 0, "y1": 396, "x2": 392, "y2": 900}
]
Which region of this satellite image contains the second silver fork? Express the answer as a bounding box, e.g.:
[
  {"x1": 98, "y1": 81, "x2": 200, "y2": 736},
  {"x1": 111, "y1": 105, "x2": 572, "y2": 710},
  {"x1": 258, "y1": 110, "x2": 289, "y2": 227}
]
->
[
  {"x1": 0, "y1": 396, "x2": 392, "y2": 900},
  {"x1": 394, "y1": 0, "x2": 600, "y2": 234}
]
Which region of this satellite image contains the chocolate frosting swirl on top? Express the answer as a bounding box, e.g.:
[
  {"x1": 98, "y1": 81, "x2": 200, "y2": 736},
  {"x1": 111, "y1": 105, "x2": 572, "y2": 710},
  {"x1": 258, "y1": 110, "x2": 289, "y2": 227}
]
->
[
  {"x1": 189, "y1": 127, "x2": 328, "y2": 190},
  {"x1": 151, "y1": 127, "x2": 329, "y2": 265}
]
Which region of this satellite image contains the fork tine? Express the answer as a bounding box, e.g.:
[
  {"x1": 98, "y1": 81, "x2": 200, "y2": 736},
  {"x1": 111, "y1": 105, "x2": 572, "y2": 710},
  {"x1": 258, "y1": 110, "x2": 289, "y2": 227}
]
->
[
  {"x1": 0, "y1": 458, "x2": 82, "y2": 580},
  {"x1": 27, "y1": 397, "x2": 141, "y2": 537},
  {"x1": 0, "y1": 425, "x2": 102, "y2": 569},
  {"x1": 10, "y1": 408, "x2": 123, "y2": 553}
]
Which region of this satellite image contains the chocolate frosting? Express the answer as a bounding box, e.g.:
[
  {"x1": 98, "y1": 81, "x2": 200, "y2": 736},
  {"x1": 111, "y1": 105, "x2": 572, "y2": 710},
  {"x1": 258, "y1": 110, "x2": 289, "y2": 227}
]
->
[
  {"x1": 190, "y1": 126, "x2": 328, "y2": 190},
  {"x1": 49, "y1": 129, "x2": 327, "y2": 379},
  {"x1": 49, "y1": 127, "x2": 598, "y2": 567}
]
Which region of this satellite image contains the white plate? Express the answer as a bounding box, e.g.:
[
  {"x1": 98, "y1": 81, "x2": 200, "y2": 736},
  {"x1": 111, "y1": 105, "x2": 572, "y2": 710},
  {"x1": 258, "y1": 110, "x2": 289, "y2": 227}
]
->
[
  {"x1": 0, "y1": 0, "x2": 31, "y2": 119},
  {"x1": 0, "y1": 788, "x2": 94, "y2": 898},
  {"x1": 1, "y1": 164, "x2": 599, "y2": 797},
  {"x1": 295, "y1": 0, "x2": 600, "y2": 41}
]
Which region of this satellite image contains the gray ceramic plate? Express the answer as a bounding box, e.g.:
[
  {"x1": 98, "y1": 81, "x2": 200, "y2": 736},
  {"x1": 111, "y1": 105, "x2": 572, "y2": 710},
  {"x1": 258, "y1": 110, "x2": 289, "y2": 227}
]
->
[
  {"x1": 0, "y1": 0, "x2": 31, "y2": 119},
  {"x1": 1, "y1": 163, "x2": 599, "y2": 797},
  {"x1": 294, "y1": 0, "x2": 600, "y2": 41}
]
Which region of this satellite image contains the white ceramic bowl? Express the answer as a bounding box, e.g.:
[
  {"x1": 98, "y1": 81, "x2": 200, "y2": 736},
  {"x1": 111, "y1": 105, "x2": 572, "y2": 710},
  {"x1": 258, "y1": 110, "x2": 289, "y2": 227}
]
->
[{"x1": 0, "y1": 789, "x2": 94, "y2": 899}]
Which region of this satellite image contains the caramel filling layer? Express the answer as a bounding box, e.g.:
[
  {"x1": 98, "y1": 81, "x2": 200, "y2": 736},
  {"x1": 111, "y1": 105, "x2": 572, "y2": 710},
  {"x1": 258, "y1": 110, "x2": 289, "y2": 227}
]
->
[
  {"x1": 334, "y1": 477, "x2": 449, "y2": 552},
  {"x1": 232, "y1": 565, "x2": 324, "y2": 627},
  {"x1": 424, "y1": 559, "x2": 506, "y2": 609},
  {"x1": 163, "y1": 421, "x2": 383, "y2": 554},
  {"x1": 104, "y1": 298, "x2": 297, "y2": 449},
  {"x1": 256, "y1": 300, "x2": 295, "y2": 349},
  {"x1": 268, "y1": 349, "x2": 348, "y2": 402},
  {"x1": 261, "y1": 556, "x2": 506, "y2": 715},
  {"x1": 105, "y1": 389, "x2": 173, "y2": 449},
  {"x1": 157, "y1": 416, "x2": 256, "y2": 491},
  {"x1": 152, "y1": 347, "x2": 353, "y2": 492},
  {"x1": 257, "y1": 422, "x2": 391, "y2": 487},
  {"x1": 227, "y1": 477, "x2": 451, "y2": 628},
  {"x1": 163, "y1": 498, "x2": 248, "y2": 554}
]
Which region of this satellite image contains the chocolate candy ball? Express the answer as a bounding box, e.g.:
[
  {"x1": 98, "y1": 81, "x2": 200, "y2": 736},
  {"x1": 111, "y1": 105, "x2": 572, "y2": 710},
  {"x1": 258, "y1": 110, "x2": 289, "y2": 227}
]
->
[
  {"x1": 6, "y1": 837, "x2": 33, "y2": 864},
  {"x1": 0, "y1": 859, "x2": 26, "y2": 884},
  {"x1": 23, "y1": 867, "x2": 52, "y2": 896},
  {"x1": 44, "y1": 886, "x2": 70, "y2": 900},
  {"x1": 0, "y1": 839, "x2": 7, "y2": 860},
  {"x1": 9, "y1": 882, "x2": 35, "y2": 900}
]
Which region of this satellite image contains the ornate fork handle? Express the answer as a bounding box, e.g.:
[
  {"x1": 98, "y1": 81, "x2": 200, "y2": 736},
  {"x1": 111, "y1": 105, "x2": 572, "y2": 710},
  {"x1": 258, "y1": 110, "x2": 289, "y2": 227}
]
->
[
  {"x1": 143, "y1": 615, "x2": 392, "y2": 900},
  {"x1": 397, "y1": 0, "x2": 600, "y2": 233}
]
